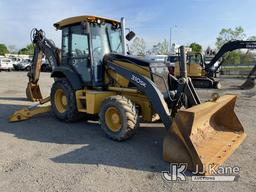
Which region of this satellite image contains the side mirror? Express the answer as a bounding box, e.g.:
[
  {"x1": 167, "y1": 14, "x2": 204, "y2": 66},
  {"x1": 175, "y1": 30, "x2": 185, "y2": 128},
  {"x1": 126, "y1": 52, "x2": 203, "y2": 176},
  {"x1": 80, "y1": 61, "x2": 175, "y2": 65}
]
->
[{"x1": 126, "y1": 31, "x2": 136, "y2": 41}]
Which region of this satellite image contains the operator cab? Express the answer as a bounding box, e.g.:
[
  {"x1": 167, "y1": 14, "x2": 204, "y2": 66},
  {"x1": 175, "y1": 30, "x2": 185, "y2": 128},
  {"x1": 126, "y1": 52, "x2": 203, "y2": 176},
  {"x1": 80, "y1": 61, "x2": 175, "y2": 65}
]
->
[
  {"x1": 187, "y1": 52, "x2": 204, "y2": 66},
  {"x1": 173, "y1": 52, "x2": 204, "y2": 77},
  {"x1": 54, "y1": 16, "x2": 135, "y2": 87}
]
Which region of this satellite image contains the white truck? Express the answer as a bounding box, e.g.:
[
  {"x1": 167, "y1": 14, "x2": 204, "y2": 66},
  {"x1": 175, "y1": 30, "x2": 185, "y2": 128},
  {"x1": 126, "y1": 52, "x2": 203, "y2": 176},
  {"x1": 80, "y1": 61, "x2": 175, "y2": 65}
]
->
[{"x1": 0, "y1": 58, "x2": 14, "y2": 71}]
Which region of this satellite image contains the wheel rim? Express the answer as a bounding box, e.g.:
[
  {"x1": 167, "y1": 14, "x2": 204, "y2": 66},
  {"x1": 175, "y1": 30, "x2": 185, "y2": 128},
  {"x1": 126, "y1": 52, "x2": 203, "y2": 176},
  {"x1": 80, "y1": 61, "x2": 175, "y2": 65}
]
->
[
  {"x1": 54, "y1": 89, "x2": 67, "y2": 113},
  {"x1": 105, "y1": 107, "x2": 122, "y2": 132},
  {"x1": 217, "y1": 82, "x2": 221, "y2": 89}
]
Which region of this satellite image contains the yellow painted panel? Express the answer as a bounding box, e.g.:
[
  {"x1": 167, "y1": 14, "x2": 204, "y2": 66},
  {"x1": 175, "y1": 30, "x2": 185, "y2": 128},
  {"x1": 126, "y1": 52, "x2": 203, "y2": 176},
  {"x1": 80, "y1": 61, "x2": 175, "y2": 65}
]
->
[
  {"x1": 86, "y1": 90, "x2": 116, "y2": 114},
  {"x1": 188, "y1": 63, "x2": 203, "y2": 77}
]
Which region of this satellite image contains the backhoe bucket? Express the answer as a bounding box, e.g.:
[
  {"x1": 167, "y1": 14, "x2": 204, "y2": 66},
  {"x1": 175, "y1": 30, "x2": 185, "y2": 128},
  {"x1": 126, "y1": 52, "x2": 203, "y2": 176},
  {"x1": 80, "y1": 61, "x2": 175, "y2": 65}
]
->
[
  {"x1": 240, "y1": 78, "x2": 255, "y2": 90},
  {"x1": 26, "y1": 82, "x2": 43, "y2": 102},
  {"x1": 163, "y1": 95, "x2": 246, "y2": 175}
]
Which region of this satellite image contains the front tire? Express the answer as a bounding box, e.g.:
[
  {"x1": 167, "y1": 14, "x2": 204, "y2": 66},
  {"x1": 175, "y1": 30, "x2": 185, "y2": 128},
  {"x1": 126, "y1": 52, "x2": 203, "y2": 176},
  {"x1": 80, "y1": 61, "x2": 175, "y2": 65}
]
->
[
  {"x1": 51, "y1": 79, "x2": 81, "y2": 122},
  {"x1": 99, "y1": 95, "x2": 139, "y2": 141}
]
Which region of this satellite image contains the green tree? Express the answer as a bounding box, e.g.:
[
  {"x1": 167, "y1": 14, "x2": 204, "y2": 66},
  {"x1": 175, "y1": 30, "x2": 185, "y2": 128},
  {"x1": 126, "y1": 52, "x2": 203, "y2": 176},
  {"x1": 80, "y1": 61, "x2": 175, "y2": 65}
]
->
[
  {"x1": 18, "y1": 44, "x2": 34, "y2": 55},
  {"x1": 159, "y1": 39, "x2": 169, "y2": 55},
  {"x1": 152, "y1": 39, "x2": 169, "y2": 55},
  {"x1": 130, "y1": 37, "x2": 146, "y2": 56},
  {"x1": 215, "y1": 26, "x2": 246, "y2": 64},
  {"x1": 8, "y1": 45, "x2": 17, "y2": 54},
  {"x1": 0, "y1": 43, "x2": 9, "y2": 55},
  {"x1": 216, "y1": 26, "x2": 246, "y2": 49},
  {"x1": 216, "y1": 27, "x2": 256, "y2": 64},
  {"x1": 222, "y1": 52, "x2": 241, "y2": 65},
  {"x1": 189, "y1": 42, "x2": 202, "y2": 52},
  {"x1": 241, "y1": 35, "x2": 256, "y2": 64},
  {"x1": 240, "y1": 52, "x2": 256, "y2": 64},
  {"x1": 247, "y1": 35, "x2": 256, "y2": 41}
]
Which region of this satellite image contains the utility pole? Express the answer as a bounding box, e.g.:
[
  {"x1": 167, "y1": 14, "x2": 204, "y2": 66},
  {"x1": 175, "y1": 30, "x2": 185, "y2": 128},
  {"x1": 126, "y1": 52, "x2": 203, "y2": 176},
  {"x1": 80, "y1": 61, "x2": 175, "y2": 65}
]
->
[
  {"x1": 169, "y1": 25, "x2": 177, "y2": 53},
  {"x1": 121, "y1": 17, "x2": 126, "y2": 55},
  {"x1": 169, "y1": 27, "x2": 172, "y2": 53}
]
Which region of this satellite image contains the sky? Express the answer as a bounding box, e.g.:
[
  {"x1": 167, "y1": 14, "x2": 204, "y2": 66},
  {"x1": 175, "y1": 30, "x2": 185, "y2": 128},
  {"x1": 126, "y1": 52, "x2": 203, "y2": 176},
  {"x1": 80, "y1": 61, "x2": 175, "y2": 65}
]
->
[{"x1": 1, "y1": 0, "x2": 256, "y2": 50}]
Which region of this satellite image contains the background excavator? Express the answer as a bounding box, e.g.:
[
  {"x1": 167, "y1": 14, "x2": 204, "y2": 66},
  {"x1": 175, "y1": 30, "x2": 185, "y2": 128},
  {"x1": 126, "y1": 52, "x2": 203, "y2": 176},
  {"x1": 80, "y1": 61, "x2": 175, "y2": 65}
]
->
[
  {"x1": 173, "y1": 40, "x2": 256, "y2": 89},
  {"x1": 10, "y1": 15, "x2": 246, "y2": 175}
]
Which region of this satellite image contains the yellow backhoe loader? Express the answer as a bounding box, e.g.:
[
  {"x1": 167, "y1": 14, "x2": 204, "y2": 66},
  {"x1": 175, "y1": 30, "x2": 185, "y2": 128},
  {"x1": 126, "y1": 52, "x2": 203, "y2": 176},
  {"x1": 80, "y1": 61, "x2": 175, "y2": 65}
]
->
[{"x1": 10, "y1": 16, "x2": 246, "y2": 175}]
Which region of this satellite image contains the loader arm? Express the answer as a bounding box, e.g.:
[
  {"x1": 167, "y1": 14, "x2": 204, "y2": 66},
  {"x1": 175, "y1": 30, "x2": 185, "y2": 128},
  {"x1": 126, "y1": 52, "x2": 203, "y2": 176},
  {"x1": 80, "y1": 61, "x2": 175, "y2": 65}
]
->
[
  {"x1": 106, "y1": 46, "x2": 201, "y2": 129},
  {"x1": 206, "y1": 40, "x2": 256, "y2": 76},
  {"x1": 26, "y1": 29, "x2": 60, "y2": 101},
  {"x1": 107, "y1": 47, "x2": 246, "y2": 175},
  {"x1": 107, "y1": 62, "x2": 173, "y2": 129},
  {"x1": 106, "y1": 48, "x2": 201, "y2": 130}
]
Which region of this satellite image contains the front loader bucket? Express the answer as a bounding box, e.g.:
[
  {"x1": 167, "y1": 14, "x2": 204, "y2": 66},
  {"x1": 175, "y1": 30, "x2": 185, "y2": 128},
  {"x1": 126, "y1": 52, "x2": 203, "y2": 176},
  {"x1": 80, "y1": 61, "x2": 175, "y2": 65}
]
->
[
  {"x1": 26, "y1": 82, "x2": 43, "y2": 102},
  {"x1": 240, "y1": 78, "x2": 255, "y2": 90},
  {"x1": 163, "y1": 95, "x2": 246, "y2": 175}
]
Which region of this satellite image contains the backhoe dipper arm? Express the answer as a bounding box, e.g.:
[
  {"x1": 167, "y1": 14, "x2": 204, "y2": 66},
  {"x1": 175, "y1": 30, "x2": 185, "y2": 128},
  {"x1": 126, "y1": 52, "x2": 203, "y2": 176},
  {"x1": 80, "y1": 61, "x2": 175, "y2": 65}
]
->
[
  {"x1": 26, "y1": 29, "x2": 60, "y2": 101},
  {"x1": 206, "y1": 40, "x2": 256, "y2": 74},
  {"x1": 28, "y1": 29, "x2": 60, "y2": 84}
]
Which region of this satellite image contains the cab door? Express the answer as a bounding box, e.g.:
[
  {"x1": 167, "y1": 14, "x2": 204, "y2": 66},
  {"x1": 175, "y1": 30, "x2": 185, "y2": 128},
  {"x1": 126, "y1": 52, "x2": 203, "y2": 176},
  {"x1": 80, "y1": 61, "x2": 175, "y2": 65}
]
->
[
  {"x1": 62, "y1": 25, "x2": 92, "y2": 84},
  {"x1": 188, "y1": 53, "x2": 203, "y2": 77}
]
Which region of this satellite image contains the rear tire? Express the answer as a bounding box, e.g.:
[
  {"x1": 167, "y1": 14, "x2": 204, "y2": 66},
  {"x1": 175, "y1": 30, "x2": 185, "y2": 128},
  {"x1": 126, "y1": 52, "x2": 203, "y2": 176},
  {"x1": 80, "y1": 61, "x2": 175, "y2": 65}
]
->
[
  {"x1": 51, "y1": 79, "x2": 82, "y2": 122},
  {"x1": 99, "y1": 95, "x2": 139, "y2": 141}
]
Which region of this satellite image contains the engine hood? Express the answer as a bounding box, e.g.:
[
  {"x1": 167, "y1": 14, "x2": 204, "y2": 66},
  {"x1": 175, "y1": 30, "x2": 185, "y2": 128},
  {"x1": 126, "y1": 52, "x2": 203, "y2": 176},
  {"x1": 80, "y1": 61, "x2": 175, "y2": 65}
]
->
[{"x1": 103, "y1": 53, "x2": 151, "y2": 67}]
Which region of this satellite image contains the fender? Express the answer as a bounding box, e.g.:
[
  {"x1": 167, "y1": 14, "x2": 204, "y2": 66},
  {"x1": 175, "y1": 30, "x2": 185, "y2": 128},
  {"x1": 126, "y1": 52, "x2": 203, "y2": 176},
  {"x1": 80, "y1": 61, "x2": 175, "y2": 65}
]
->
[{"x1": 51, "y1": 67, "x2": 83, "y2": 90}]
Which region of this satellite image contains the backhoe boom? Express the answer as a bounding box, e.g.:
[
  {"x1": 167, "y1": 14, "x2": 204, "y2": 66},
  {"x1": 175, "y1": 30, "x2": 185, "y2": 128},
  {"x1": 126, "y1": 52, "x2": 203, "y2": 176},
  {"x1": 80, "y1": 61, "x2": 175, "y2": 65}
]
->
[{"x1": 26, "y1": 29, "x2": 60, "y2": 101}]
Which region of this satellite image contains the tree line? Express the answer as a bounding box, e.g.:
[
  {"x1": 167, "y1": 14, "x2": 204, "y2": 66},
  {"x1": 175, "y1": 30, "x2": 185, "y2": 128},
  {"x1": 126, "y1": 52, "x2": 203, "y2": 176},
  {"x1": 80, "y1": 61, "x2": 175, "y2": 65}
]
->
[
  {"x1": 0, "y1": 43, "x2": 34, "y2": 56},
  {"x1": 129, "y1": 26, "x2": 256, "y2": 65}
]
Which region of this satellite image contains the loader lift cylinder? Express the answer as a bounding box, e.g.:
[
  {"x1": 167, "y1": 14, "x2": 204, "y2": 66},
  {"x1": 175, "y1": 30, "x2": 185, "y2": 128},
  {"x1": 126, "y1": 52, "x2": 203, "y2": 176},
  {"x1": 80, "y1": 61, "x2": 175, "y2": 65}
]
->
[
  {"x1": 121, "y1": 17, "x2": 127, "y2": 55},
  {"x1": 179, "y1": 46, "x2": 187, "y2": 78},
  {"x1": 107, "y1": 62, "x2": 173, "y2": 129}
]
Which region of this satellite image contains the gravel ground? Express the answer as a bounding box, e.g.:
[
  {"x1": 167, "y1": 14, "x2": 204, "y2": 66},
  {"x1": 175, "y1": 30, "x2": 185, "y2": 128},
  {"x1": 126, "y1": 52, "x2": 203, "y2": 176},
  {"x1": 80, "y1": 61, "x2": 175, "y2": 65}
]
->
[{"x1": 0, "y1": 72, "x2": 255, "y2": 192}]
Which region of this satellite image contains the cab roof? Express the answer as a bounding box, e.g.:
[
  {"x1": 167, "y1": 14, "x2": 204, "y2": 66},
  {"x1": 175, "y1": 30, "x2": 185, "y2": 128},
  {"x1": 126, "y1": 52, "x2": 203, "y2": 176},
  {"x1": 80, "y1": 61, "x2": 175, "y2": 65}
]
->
[{"x1": 54, "y1": 15, "x2": 120, "y2": 30}]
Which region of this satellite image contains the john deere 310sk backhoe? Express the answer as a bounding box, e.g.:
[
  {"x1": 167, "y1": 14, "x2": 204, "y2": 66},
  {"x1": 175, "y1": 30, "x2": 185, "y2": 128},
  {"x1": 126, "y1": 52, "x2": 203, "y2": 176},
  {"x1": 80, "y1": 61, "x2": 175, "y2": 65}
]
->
[{"x1": 10, "y1": 16, "x2": 246, "y2": 175}]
